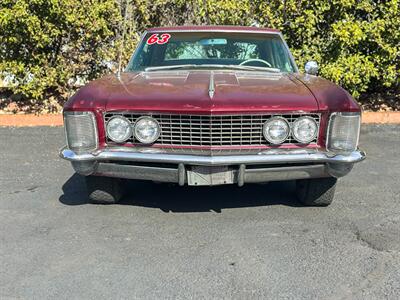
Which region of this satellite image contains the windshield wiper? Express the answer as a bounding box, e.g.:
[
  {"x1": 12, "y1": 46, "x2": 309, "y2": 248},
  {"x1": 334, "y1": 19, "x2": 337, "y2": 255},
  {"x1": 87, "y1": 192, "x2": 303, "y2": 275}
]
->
[
  {"x1": 208, "y1": 64, "x2": 281, "y2": 73},
  {"x1": 145, "y1": 64, "x2": 281, "y2": 73},
  {"x1": 145, "y1": 65, "x2": 197, "y2": 72}
]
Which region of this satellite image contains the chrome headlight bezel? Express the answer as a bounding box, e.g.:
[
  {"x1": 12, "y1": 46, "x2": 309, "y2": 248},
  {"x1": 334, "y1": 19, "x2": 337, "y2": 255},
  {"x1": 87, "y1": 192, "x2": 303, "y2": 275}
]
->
[
  {"x1": 327, "y1": 112, "x2": 361, "y2": 154},
  {"x1": 292, "y1": 116, "x2": 319, "y2": 144},
  {"x1": 133, "y1": 116, "x2": 160, "y2": 144},
  {"x1": 263, "y1": 116, "x2": 291, "y2": 145},
  {"x1": 106, "y1": 115, "x2": 133, "y2": 143},
  {"x1": 63, "y1": 111, "x2": 98, "y2": 153}
]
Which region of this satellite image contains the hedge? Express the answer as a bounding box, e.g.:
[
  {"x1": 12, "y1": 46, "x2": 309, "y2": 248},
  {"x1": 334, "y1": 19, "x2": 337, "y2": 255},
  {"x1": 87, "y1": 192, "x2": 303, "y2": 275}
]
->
[{"x1": 0, "y1": 0, "x2": 399, "y2": 112}]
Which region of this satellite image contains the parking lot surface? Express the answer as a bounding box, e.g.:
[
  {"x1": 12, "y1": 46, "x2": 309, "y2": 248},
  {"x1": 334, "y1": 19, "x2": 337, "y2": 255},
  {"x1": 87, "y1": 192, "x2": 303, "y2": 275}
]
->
[{"x1": 0, "y1": 125, "x2": 399, "y2": 299}]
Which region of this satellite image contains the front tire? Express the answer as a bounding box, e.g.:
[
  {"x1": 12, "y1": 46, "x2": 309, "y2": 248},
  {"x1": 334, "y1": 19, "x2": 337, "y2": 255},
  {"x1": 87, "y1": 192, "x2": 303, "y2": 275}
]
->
[
  {"x1": 85, "y1": 176, "x2": 124, "y2": 204},
  {"x1": 296, "y1": 177, "x2": 337, "y2": 206}
]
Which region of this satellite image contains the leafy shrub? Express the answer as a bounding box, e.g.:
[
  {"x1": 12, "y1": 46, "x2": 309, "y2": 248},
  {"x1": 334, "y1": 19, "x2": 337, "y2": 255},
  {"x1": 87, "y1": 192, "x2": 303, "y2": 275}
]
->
[
  {"x1": 0, "y1": 0, "x2": 398, "y2": 111},
  {"x1": 0, "y1": 0, "x2": 137, "y2": 111}
]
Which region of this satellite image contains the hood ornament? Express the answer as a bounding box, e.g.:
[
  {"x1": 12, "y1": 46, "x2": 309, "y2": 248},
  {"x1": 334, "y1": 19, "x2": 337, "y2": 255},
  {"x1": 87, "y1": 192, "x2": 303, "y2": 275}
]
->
[{"x1": 209, "y1": 71, "x2": 215, "y2": 99}]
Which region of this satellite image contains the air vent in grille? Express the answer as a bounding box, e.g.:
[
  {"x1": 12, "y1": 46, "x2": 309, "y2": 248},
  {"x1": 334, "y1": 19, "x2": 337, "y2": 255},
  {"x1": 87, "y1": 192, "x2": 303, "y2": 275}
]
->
[{"x1": 104, "y1": 113, "x2": 320, "y2": 147}]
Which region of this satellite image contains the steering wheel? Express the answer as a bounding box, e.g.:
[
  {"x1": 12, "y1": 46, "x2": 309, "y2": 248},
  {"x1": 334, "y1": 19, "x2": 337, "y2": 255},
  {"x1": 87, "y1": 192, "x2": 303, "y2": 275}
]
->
[{"x1": 239, "y1": 58, "x2": 272, "y2": 68}]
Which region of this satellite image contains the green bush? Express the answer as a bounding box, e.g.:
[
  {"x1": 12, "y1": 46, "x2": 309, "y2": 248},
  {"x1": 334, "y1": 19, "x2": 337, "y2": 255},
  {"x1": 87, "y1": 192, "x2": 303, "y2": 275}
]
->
[
  {"x1": 0, "y1": 0, "x2": 138, "y2": 111},
  {"x1": 0, "y1": 0, "x2": 399, "y2": 111}
]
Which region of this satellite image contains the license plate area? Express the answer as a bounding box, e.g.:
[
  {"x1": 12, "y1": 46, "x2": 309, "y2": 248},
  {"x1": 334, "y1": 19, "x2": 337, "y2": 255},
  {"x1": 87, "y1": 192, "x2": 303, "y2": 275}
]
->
[{"x1": 187, "y1": 166, "x2": 234, "y2": 186}]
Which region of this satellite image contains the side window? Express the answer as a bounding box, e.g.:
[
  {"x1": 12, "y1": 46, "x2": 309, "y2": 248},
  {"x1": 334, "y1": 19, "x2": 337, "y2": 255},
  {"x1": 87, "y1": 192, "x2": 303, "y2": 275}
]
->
[
  {"x1": 130, "y1": 44, "x2": 150, "y2": 70},
  {"x1": 271, "y1": 39, "x2": 294, "y2": 72}
]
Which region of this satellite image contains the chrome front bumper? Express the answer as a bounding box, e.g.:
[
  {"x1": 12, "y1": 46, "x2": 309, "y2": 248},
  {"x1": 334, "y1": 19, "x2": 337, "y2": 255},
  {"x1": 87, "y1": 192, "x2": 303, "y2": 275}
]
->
[{"x1": 59, "y1": 147, "x2": 366, "y2": 186}]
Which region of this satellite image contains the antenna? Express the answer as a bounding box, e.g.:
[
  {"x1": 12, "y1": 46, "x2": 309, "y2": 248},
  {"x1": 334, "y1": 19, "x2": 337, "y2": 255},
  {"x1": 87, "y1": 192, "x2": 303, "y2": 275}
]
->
[{"x1": 117, "y1": 0, "x2": 129, "y2": 80}]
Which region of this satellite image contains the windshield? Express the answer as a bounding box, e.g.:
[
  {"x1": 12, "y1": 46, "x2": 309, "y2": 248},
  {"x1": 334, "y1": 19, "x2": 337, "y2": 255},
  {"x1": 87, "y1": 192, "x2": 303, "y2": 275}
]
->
[{"x1": 126, "y1": 31, "x2": 297, "y2": 73}]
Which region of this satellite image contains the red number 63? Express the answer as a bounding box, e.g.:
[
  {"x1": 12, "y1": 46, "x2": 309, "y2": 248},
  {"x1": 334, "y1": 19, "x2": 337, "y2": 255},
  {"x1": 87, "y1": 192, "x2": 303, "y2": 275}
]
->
[{"x1": 146, "y1": 33, "x2": 171, "y2": 45}]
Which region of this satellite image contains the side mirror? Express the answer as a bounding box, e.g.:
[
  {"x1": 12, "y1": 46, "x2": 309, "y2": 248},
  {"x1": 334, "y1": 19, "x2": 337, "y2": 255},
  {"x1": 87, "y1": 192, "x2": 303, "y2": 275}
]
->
[{"x1": 304, "y1": 61, "x2": 319, "y2": 75}]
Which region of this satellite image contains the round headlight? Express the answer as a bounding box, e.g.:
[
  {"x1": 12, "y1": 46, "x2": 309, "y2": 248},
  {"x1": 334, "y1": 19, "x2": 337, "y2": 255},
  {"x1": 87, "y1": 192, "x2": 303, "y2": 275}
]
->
[
  {"x1": 106, "y1": 116, "x2": 132, "y2": 143},
  {"x1": 292, "y1": 116, "x2": 318, "y2": 144},
  {"x1": 263, "y1": 117, "x2": 290, "y2": 144},
  {"x1": 134, "y1": 116, "x2": 160, "y2": 144}
]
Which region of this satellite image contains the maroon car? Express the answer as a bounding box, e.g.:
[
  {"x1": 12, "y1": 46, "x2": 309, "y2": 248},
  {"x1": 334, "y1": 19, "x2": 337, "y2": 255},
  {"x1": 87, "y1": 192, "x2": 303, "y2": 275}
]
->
[{"x1": 60, "y1": 26, "x2": 365, "y2": 206}]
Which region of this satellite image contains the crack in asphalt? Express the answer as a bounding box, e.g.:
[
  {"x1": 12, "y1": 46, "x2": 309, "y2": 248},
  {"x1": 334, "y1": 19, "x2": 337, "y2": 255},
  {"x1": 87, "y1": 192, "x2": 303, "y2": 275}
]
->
[
  {"x1": 354, "y1": 229, "x2": 387, "y2": 252},
  {"x1": 352, "y1": 216, "x2": 400, "y2": 253}
]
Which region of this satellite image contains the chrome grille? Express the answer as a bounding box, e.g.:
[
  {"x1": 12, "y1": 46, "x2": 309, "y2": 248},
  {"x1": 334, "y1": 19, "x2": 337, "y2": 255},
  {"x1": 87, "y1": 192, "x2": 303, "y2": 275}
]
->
[{"x1": 104, "y1": 113, "x2": 320, "y2": 146}]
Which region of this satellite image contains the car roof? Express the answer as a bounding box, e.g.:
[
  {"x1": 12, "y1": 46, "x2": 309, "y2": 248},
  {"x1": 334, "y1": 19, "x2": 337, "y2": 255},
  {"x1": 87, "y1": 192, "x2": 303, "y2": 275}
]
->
[{"x1": 146, "y1": 25, "x2": 281, "y2": 34}]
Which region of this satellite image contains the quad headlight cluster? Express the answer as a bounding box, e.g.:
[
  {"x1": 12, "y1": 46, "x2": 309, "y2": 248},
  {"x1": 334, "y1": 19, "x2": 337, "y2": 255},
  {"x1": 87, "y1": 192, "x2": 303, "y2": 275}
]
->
[
  {"x1": 263, "y1": 116, "x2": 319, "y2": 145},
  {"x1": 106, "y1": 115, "x2": 160, "y2": 144}
]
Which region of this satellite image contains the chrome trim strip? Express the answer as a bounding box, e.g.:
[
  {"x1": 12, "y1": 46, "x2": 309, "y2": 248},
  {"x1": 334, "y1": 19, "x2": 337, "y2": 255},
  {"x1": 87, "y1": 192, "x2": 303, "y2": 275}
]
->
[
  {"x1": 104, "y1": 111, "x2": 322, "y2": 117},
  {"x1": 60, "y1": 147, "x2": 366, "y2": 166},
  {"x1": 148, "y1": 29, "x2": 282, "y2": 34},
  {"x1": 208, "y1": 71, "x2": 215, "y2": 99}
]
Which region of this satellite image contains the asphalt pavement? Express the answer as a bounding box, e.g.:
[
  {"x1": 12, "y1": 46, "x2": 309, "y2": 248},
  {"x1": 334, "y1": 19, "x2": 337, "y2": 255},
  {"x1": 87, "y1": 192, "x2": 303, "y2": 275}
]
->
[{"x1": 0, "y1": 125, "x2": 399, "y2": 299}]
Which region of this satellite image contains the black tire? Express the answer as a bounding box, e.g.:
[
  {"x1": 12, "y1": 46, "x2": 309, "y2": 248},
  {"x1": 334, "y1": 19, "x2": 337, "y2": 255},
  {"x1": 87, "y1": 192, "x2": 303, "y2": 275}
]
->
[
  {"x1": 296, "y1": 177, "x2": 337, "y2": 206},
  {"x1": 85, "y1": 176, "x2": 124, "y2": 204}
]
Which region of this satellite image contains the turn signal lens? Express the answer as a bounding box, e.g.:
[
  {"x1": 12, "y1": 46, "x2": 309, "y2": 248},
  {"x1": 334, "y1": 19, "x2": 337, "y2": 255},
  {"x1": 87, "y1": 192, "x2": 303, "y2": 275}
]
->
[
  {"x1": 327, "y1": 112, "x2": 361, "y2": 154},
  {"x1": 64, "y1": 111, "x2": 98, "y2": 153}
]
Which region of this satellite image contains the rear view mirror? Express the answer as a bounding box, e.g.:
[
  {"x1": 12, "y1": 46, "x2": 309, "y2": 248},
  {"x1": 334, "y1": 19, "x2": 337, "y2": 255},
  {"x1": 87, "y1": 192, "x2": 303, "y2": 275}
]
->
[{"x1": 199, "y1": 38, "x2": 227, "y2": 46}]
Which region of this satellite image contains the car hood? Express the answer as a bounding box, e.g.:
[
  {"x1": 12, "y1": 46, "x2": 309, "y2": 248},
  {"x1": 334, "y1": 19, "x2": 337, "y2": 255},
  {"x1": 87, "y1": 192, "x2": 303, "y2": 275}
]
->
[{"x1": 66, "y1": 70, "x2": 320, "y2": 113}]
